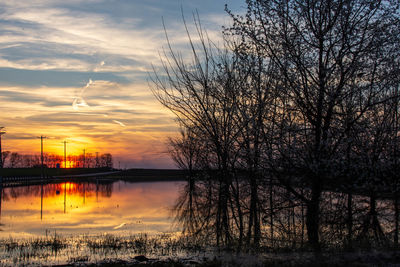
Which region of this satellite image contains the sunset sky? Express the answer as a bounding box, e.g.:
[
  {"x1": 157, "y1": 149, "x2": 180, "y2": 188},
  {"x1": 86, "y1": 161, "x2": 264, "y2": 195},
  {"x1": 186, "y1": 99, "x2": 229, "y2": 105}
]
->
[{"x1": 0, "y1": 0, "x2": 243, "y2": 168}]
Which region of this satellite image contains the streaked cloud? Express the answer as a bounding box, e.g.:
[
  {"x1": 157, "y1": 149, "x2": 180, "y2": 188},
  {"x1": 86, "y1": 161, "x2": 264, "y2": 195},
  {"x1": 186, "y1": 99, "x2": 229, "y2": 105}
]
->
[
  {"x1": 112, "y1": 120, "x2": 126, "y2": 127},
  {"x1": 0, "y1": 0, "x2": 244, "y2": 168}
]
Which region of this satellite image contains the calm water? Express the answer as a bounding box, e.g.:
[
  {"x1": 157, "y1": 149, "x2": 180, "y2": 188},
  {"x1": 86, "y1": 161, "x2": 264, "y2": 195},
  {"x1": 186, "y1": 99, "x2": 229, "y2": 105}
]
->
[{"x1": 0, "y1": 180, "x2": 184, "y2": 238}]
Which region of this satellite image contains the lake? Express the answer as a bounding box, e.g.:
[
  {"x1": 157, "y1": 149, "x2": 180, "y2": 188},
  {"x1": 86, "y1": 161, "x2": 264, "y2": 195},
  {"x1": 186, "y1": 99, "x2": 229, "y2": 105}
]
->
[{"x1": 0, "y1": 180, "x2": 185, "y2": 238}]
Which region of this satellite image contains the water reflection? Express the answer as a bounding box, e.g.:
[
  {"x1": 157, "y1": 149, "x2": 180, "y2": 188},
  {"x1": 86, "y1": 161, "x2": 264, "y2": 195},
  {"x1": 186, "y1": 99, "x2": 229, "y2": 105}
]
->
[{"x1": 0, "y1": 180, "x2": 183, "y2": 238}]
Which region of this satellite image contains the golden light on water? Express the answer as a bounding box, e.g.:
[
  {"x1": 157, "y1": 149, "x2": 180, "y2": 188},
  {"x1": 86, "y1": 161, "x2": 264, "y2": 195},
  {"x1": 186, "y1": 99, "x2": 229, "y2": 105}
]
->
[
  {"x1": 60, "y1": 182, "x2": 76, "y2": 191},
  {"x1": 0, "y1": 181, "x2": 184, "y2": 238}
]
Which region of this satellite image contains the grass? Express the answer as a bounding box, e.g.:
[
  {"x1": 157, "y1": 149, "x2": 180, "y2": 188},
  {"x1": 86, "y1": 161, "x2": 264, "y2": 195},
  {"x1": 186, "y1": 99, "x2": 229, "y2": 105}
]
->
[
  {"x1": 2, "y1": 232, "x2": 400, "y2": 266},
  {"x1": 0, "y1": 232, "x2": 210, "y2": 266}
]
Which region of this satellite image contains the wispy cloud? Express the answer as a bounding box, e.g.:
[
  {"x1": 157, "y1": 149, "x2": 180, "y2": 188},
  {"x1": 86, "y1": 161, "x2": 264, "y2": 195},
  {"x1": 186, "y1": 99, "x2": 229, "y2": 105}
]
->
[
  {"x1": 113, "y1": 120, "x2": 126, "y2": 127},
  {"x1": 0, "y1": 81, "x2": 176, "y2": 166},
  {"x1": 72, "y1": 79, "x2": 92, "y2": 110},
  {"x1": 0, "y1": 1, "x2": 231, "y2": 75},
  {"x1": 0, "y1": 0, "x2": 239, "y2": 167},
  {"x1": 0, "y1": 7, "x2": 163, "y2": 73}
]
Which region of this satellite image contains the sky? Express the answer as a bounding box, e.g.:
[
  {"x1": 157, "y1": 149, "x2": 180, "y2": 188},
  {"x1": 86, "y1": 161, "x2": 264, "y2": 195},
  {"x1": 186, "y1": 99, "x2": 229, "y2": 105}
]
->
[{"x1": 0, "y1": 0, "x2": 244, "y2": 169}]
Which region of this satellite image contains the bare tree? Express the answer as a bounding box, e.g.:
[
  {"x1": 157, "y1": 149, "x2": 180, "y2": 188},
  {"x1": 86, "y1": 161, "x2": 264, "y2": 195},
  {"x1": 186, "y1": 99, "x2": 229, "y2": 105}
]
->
[
  {"x1": 227, "y1": 0, "x2": 400, "y2": 250},
  {"x1": 1, "y1": 151, "x2": 10, "y2": 168},
  {"x1": 100, "y1": 153, "x2": 113, "y2": 169},
  {"x1": 150, "y1": 14, "x2": 251, "y2": 246},
  {"x1": 9, "y1": 152, "x2": 22, "y2": 168}
]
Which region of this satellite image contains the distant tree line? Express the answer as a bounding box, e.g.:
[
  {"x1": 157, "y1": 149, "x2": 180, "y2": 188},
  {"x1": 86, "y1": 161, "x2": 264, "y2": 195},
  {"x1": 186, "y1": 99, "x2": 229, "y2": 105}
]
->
[
  {"x1": 1, "y1": 151, "x2": 113, "y2": 169},
  {"x1": 151, "y1": 0, "x2": 400, "y2": 251}
]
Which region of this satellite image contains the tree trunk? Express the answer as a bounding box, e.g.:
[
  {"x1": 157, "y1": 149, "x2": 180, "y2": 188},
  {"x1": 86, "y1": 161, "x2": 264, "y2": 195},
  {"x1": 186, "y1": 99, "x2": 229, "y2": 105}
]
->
[
  {"x1": 252, "y1": 176, "x2": 260, "y2": 248},
  {"x1": 247, "y1": 178, "x2": 254, "y2": 248},
  {"x1": 347, "y1": 192, "x2": 353, "y2": 249},
  {"x1": 269, "y1": 177, "x2": 274, "y2": 247},
  {"x1": 221, "y1": 181, "x2": 230, "y2": 244},
  {"x1": 232, "y1": 175, "x2": 243, "y2": 251},
  {"x1": 306, "y1": 183, "x2": 322, "y2": 251},
  {"x1": 395, "y1": 195, "x2": 399, "y2": 247}
]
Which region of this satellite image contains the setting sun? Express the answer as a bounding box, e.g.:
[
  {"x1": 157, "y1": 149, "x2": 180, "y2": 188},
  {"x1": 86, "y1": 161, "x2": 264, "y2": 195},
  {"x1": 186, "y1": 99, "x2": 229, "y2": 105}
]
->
[{"x1": 61, "y1": 161, "x2": 74, "y2": 169}]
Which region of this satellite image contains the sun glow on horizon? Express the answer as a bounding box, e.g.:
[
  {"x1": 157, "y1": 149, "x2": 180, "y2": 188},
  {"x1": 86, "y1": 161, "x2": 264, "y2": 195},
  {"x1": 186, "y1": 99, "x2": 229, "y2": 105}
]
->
[
  {"x1": 61, "y1": 160, "x2": 75, "y2": 168},
  {"x1": 0, "y1": 0, "x2": 229, "y2": 169}
]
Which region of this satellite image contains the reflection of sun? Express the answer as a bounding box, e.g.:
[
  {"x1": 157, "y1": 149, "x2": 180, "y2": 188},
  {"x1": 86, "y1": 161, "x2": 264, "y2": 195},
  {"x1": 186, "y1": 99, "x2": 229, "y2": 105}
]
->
[{"x1": 61, "y1": 182, "x2": 76, "y2": 191}]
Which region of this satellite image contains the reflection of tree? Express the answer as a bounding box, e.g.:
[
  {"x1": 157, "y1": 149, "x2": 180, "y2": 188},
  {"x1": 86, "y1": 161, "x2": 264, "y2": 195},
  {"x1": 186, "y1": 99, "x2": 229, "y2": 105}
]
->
[
  {"x1": 1, "y1": 181, "x2": 114, "y2": 201},
  {"x1": 174, "y1": 177, "x2": 212, "y2": 239}
]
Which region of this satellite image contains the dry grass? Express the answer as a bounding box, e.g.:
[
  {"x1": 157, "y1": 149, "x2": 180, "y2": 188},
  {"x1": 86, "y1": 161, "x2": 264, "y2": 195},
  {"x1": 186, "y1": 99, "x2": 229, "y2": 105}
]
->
[{"x1": 1, "y1": 232, "x2": 400, "y2": 266}]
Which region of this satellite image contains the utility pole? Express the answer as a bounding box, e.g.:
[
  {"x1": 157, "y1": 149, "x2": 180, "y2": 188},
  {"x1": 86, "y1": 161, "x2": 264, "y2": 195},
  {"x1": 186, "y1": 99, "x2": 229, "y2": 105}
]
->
[
  {"x1": 38, "y1": 135, "x2": 46, "y2": 221},
  {"x1": 38, "y1": 136, "x2": 47, "y2": 179},
  {"x1": 64, "y1": 182, "x2": 66, "y2": 213},
  {"x1": 62, "y1": 140, "x2": 68, "y2": 168},
  {"x1": 0, "y1": 127, "x2": 5, "y2": 169},
  {"x1": 82, "y1": 148, "x2": 86, "y2": 168}
]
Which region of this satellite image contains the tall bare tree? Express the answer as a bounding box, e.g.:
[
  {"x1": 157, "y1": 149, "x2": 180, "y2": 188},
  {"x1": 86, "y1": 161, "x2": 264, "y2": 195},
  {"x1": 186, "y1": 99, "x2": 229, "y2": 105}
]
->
[
  {"x1": 150, "y1": 16, "x2": 246, "y2": 246},
  {"x1": 227, "y1": 0, "x2": 400, "y2": 250}
]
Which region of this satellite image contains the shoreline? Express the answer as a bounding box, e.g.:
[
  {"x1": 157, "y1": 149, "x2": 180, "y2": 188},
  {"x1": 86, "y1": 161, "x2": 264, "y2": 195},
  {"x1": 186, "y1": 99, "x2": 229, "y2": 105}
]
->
[{"x1": 0, "y1": 168, "x2": 187, "y2": 187}]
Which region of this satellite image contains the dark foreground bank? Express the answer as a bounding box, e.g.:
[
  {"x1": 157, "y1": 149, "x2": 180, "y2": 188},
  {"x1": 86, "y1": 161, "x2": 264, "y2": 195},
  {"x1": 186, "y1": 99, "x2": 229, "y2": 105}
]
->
[
  {"x1": 52, "y1": 250, "x2": 400, "y2": 267},
  {"x1": 1, "y1": 168, "x2": 185, "y2": 178},
  {"x1": 0, "y1": 168, "x2": 186, "y2": 187},
  {"x1": 2, "y1": 232, "x2": 400, "y2": 267}
]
